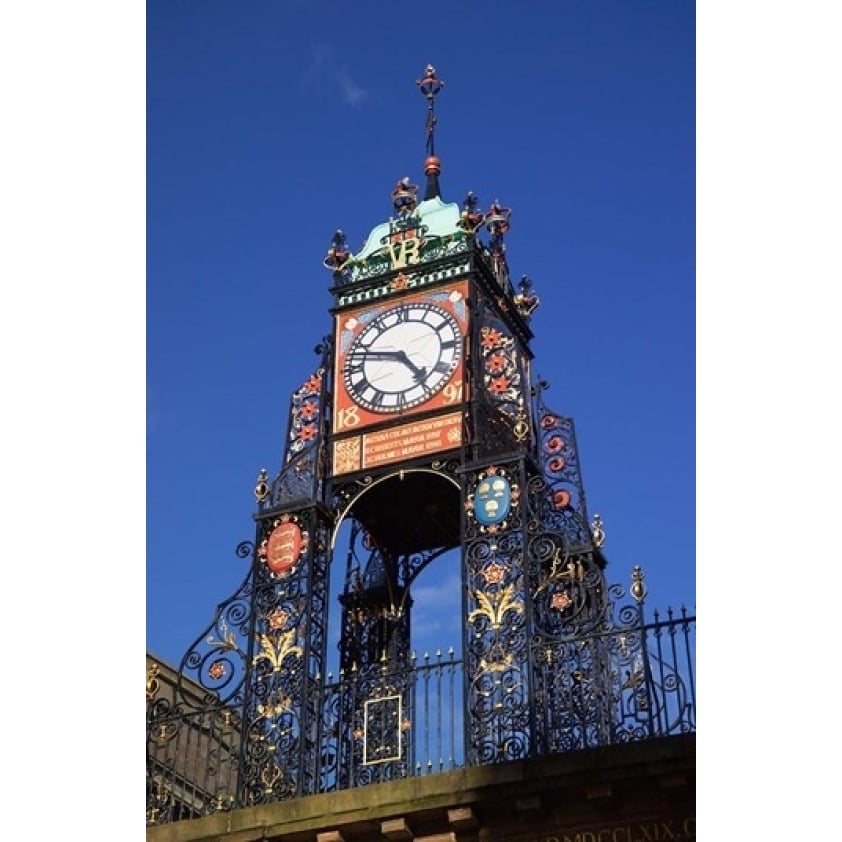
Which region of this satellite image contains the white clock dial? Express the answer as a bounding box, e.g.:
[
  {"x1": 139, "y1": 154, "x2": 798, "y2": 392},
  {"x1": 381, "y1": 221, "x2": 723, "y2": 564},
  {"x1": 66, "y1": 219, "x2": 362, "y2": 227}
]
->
[{"x1": 343, "y1": 302, "x2": 462, "y2": 413}]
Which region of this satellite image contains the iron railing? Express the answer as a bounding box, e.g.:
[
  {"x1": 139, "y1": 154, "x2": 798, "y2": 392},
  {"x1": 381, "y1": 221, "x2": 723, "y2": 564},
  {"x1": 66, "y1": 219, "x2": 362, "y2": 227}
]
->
[{"x1": 147, "y1": 602, "x2": 694, "y2": 826}]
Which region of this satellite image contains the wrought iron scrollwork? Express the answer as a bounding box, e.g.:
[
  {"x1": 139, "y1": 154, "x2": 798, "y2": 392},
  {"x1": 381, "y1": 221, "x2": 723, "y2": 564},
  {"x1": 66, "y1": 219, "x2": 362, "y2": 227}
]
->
[
  {"x1": 238, "y1": 509, "x2": 332, "y2": 805},
  {"x1": 176, "y1": 541, "x2": 255, "y2": 709}
]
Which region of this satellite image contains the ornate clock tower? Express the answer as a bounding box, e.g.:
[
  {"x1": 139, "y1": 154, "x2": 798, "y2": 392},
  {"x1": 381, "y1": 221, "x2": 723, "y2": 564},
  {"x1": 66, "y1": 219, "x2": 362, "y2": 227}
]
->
[{"x1": 162, "y1": 66, "x2": 618, "y2": 808}]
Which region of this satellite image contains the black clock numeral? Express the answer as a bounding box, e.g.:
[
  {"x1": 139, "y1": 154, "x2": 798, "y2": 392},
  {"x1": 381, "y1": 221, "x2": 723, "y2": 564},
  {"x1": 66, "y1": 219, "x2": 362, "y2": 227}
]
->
[
  {"x1": 368, "y1": 389, "x2": 387, "y2": 408},
  {"x1": 382, "y1": 308, "x2": 408, "y2": 328},
  {"x1": 342, "y1": 299, "x2": 464, "y2": 414}
]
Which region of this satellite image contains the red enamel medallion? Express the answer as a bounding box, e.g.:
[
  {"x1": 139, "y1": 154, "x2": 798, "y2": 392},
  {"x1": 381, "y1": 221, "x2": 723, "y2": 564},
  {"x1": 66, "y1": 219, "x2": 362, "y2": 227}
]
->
[{"x1": 265, "y1": 522, "x2": 302, "y2": 575}]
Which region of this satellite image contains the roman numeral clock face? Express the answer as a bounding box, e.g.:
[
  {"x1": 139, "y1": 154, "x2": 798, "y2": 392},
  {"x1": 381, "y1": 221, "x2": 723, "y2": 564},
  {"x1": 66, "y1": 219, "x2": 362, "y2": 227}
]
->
[{"x1": 342, "y1": 302, "x2": 462, "y2": 414}]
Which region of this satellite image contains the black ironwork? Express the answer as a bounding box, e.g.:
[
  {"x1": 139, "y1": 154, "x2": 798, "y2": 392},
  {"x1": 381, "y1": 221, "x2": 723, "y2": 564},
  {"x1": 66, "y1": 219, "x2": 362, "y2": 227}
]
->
[
  {"x1": 416, "y1": 64, "x2": 444, "y2": 158},
  {"x1": 148, "y1": 568, "x2": 694, "y2": 823},
  {"x1": 148, "y1": 161, "x2": 694, "y2": 827}
]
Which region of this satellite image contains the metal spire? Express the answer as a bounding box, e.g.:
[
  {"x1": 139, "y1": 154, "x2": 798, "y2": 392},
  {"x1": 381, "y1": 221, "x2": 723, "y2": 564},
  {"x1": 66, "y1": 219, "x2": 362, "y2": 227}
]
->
[{"x1": 416, "y1": 64, "x2": 445, "y2": 200}]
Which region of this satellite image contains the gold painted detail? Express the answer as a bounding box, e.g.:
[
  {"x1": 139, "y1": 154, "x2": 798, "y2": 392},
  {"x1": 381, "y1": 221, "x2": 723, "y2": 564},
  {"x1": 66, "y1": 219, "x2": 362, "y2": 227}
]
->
[
  {"x1": 479, "y1": 650, "x2": 516, "y2": 673},
  {"x1": 513, "y1": 412, "x2": 530, "y2": 442},
  {"x1": 254, "y1": 467, "x2": 269, "y2": 501},
  {"x1": 206, "y1": 617, "x2": 240, "y2": 653},
  {"x1": 253, "y1": 629, "x2": 303, "y2": 673},
  {"x1": 622, "y1": 660, "x2": 646, "y2": 692},
  {"x1": 260, "y1": 761, "x2": 283, "y2": 795},
  {"x1": 257, "y1": 696, "x2": 293, "y2": 719},
  {"x1": 391, "y1": 271, "x2": 411, "y2": 291},
  {"x1": 631, "y1": 565, "x2": 647, "y2": 603},
  {"x1": 468, "y1": 583, "x2": 524, "y2": 630},
  {"x1": 591, "y1": 513, "x2": 606, "y2": 548},
  {"x1": 334, "y1": 257, "x2": 470, "y2": 307},
  {"x1": 334, "y1": 437, "x2": 362, "y2": 474},
  {"x1": 146, "y1": 662, "x2": 160, "y2": 701},
  {"x1": 534, "y1": 548, "x2": 586, "y2": 602},
  {"x1": 151, "y1": 721, "x2": 178, "y2": 745},
  {"x1": 146, "y1": 782, "x2": 172, "y2": 825},
  {"x1": 213, "y1": 793, "x2": 233, "y2": 812}
]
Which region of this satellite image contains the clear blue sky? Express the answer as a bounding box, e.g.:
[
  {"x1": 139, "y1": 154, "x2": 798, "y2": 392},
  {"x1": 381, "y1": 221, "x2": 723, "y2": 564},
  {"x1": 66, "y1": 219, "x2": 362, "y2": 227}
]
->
[
  {"x1": 7, "y1": 3, "x2": 842, "y2": 836},
  {"x1": 147, "y1": 0, "x2": 695, "y2": 667}
]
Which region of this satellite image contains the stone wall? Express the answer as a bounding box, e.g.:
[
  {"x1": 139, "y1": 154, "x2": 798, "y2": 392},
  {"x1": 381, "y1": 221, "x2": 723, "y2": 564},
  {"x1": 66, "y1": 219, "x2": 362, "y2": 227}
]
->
[{"x1": 147, "y1": 733, "x2": 694, "y2": 842}]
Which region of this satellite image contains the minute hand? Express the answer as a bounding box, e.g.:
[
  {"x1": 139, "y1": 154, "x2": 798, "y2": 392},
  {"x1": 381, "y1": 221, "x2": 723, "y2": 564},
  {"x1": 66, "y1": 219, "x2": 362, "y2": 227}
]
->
[{"x1": 354, "y1": 349, "x2": 427, "y2": 381}]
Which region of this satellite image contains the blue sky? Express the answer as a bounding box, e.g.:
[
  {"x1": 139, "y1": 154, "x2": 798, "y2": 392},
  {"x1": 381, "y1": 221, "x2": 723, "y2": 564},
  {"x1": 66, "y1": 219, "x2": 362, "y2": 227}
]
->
[
  {"x1": 7, "y1": 2, "x2": 842, "y2": 836},
  {"x1": 147, "y1": 0, "x2": 695, "y2": 668}
]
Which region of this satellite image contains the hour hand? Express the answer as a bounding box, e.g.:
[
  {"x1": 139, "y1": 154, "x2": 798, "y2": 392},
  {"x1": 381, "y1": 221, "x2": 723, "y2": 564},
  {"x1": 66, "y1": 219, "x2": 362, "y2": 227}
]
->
[{"x1": 395, "y1": 350, "x2": 427, "y2": 382}]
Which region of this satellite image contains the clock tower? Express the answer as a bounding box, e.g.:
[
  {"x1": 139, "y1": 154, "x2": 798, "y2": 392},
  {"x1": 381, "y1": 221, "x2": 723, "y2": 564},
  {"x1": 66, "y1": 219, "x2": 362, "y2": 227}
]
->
[{"x1": 166, "y1": 66, "x2": 614, "y2": 806}]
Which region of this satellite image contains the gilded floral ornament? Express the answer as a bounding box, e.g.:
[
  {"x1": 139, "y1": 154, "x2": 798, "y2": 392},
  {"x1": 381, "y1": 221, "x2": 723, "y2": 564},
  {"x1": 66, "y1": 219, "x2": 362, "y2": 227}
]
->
[
  {"x1": 253, "y1": 629, "x2": 303, "y2": 673},
  {"x1": 260, "y1": 762, "x2": 283, "y2": 795},
  {"x1": 257, "y1": 695, "x2": 293, "y2": 718},
  {"x1": 468, "y1": 583, "x2": 524, "y2": 630}
]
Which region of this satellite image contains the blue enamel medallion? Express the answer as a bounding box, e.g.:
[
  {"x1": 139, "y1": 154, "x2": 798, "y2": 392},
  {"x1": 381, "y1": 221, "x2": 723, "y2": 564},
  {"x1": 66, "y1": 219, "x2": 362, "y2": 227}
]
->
[{"x1": 474, "y1": 475, "x2": 512, "y2": 526}]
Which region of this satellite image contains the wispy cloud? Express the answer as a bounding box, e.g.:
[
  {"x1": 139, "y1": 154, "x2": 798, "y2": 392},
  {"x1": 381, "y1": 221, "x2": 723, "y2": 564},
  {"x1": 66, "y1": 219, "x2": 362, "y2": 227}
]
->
[
  {"x1": 302, "y1": 43, "x2": 370, "y2": 108},
  {"x1": 335, "y1": 67, "x2": 369, "y2": 107},
  {"x1": 411, "y1": 571, "x2": 463, "y2": 650}
]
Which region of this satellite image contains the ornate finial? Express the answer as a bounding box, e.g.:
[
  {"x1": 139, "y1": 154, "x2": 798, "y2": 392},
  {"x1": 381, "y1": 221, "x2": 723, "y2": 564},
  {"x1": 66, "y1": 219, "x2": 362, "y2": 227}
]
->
[
  {"x1": 391, "y1": 175, "x2": 419, "y2": 216},
  {"x1": 254, "y1": 468, "x2": 269, "y2": 502},
  {"x1": 416, "y1": 64, "x2": 444, "y2": 156},
  {"x1": 513, "y1": 274, "x2": 540, "y2": 320},
  {"x1": 531, "y1": 377, "x2": 550, "y2": 399},
  {"x1": 591, "y1": 512, "x2": 605, "y2": 548},
  {"x1": 485, "y1": 199, "x2": 512, "y2": 288},
  {"x1": 416, "y1": 65, "x2": 445, "y2": 200},
  {"x1": 630, "y1": 565, "x2": 647, "y2": 604},
  {"x1": 323, "y1": 229, "x2": 352, "y2": 284},
  {"x1": 485, "y1": 199, "x2": 511, "y2": 235},
  {"x1": 459, "y1": 190, "x2": 485, "y2": 233},
  {"x1": 146, "y1": 662, "x2": 160, "y2": 702}
]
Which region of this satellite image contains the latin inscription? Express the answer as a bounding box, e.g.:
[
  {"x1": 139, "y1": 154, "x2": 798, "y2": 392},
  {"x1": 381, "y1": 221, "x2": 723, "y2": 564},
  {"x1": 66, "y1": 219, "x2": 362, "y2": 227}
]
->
[
  {"x1": 519, "y1": 818, "x2": 695, "y2": 842},
  {"x1": 362, "y1": 413, "x2": 461, "y2": 470}
]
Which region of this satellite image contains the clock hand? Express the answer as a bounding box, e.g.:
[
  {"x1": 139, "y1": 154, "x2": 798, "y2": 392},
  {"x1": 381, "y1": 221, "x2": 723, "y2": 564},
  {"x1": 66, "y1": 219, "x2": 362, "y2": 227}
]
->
[
  {"x1": 394, "y1": 350, "x2": 427, "y2": 382},
  {"x1": 350, "y1": 348, "x2": 427, "y2": 381},
  {"x1": 349, "y1": 349, "x2": 406, "y2": 361}
]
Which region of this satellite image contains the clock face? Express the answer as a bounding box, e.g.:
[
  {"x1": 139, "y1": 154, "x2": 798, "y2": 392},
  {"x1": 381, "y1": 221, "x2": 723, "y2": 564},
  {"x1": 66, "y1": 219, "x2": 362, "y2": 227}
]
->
[{"x1": 342, "y1": 301, "x2": 462, "y2": 414}]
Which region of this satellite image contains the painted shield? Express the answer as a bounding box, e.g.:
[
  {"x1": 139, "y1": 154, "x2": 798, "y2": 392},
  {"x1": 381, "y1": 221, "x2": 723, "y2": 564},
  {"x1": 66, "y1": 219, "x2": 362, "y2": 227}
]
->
[
  {"x1": 474, "y1": 475, "x2": 512, "y2": 526},
  {"x1": 265, "y1": 521, "x2": 302, "y2": 575}
]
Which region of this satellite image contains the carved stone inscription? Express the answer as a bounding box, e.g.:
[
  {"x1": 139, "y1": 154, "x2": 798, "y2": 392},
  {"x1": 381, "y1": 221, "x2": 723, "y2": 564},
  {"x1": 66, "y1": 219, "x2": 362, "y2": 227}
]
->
[{"x1": 511, "y1": 817, "x2": 696, "y2": 842}]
